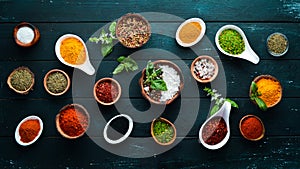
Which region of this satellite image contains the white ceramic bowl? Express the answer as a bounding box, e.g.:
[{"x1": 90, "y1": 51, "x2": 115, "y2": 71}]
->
[
  {"x1": 176, "y1": 18, "x2": 206, "y2": 47},
  {"x1": 15, "y1": 115, "x2": 43, "y2": 146},
  {"x1": 55, "y1": 34, "x2": 95, "y2": 75}
]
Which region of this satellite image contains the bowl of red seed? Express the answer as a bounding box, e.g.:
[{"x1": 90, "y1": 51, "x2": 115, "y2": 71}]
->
[
  {"x1": 93, "y1": 77, "x2": 121, "y2": 105},
  {"x1": 190, "y1": 55, "x2": 219, "y2": 83},
  {"x1": 116, "y1": 13, "x2": 151, "y2": 48}
]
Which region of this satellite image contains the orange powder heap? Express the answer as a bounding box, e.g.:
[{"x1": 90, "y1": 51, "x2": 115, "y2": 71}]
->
[
  {"x1": 256, "y1": 78, "x2": 282, "y2": 107},
  {"x1": 179, "y1": 22, "x2": 202, "y2": 43},
  {"x1": 19, "y1": 119, "x2": 40, "y2": 143},
  {"x1": 60, "y1": 37, "x2": 86, "y2": 65}
]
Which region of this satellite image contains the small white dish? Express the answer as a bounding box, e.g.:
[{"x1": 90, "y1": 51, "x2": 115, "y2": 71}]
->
[
  {"x1": 215, "y1": 25, "x2": 260, "y2": 64},
  {"x1": 15, "y1": 115, "x2": 43, "y2": 146},
  {"x1": 176, "y1": 18, "x2": 206, "y2": 47},
  {"x1": 55, "y1": 34, "x2": 95, "y2": 75},
  {"x1": 199, "y1": 101, "x2": 231, "y2": 150}
]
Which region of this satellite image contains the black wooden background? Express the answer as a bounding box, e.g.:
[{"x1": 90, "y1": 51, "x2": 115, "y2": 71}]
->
[{"x1": 0, "y1": 0, "x2": 300, "y2": 168}]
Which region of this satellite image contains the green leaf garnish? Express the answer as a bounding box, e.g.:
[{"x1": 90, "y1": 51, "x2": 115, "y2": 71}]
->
[
  {"x1": 113, "y1": 56, "x2": 138, "y2": 74},
  {"x1": 144, "y1": 61, "x2": 168, "y2": 91}
]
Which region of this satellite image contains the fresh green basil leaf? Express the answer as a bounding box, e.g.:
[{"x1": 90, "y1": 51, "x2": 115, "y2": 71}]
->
[
  {"x1": 101, "y1": 43, "x2": 113, "y2": 57},
  {"x1": 109, "y1": 21, "x2": 116, "y2": 34},
  {"x1": 113, "y1": 64, "x2": 125, "y2": 74},
  {"x1": 117, "y1": 56, "x2": 126, "y2": 62},
  {"x1": 210, "y1": 104, "x2": 220, "y2": 116},
  {"x1": 225, "y1": 98, "x2": 239, "y2": 108},
  {"x1": 100, "y1": 29, "x2": 106, "y2": 37},
  {"x1": 251, "y1": 81, "x2": 258, "y2": 94},
  {"x1": 146, "y1": 61, "x2": 154, "y2": 76},
  {"x1": 255, "y1": 97, "x2": 268, "y2": 111},
  {"x1": 89, "y1": 37, "x2": 100, "y2": 43},
  {"x1": 151, "y1": 79, "x2": 167, "y2": 91}
]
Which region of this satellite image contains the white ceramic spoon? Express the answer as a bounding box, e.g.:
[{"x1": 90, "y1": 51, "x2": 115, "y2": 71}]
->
[
  {"x1": 199, "y1": 101, "x2": 231, "y2": 150},
  {"x1": 215, "y1": 25, "x2": 260, "y2": 64},
  {"x1": 55, "y1": 34, "x2": 95, "y2": 75}
]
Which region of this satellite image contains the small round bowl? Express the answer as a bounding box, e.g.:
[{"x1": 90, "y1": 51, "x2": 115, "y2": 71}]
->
[
  {"x1": 7, "y1": 66, "x2": 35, "y2": 94},
  {"x1": 190, "y1": 55, "x2": 219, "y2": 83},
  {"x1": 139, "y1": 60, "x2": 184, "y2": 105},
  {"x1": 56, "y1": 104, "x2": 90, "y2": 139},
  {"x1": 93, "y1": 77, "x2": 121, "y2": 106},
  {"x1": 13, "y1": 22, "x2": 40, "y2": 47},
  {"x1": 175, "y1": 18, "x2": 206, "y2": 47},
  {"x1": 43, "y1": 69, "x2": 70, "y2": 96},
  {"x1": 15, "y1": 115, "x2": 43, "y2": 146},
  {"x1": 116, "y1": 13, "x2": 151, "y2": 48},
  {"x1": 239, "y1": 115, "x2": 265, "y2": 141},
  {"x1": 249, "y1": 75, "x2": 282, "y2": 108},
  {"x1": 151, "y1": 117, "x2": 176, "y2": 146},
  {"x1": 266, "y1": 32, "x2": 289, "y2": 57}
]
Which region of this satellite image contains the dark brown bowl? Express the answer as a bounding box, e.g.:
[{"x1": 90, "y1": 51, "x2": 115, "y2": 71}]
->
[
  {"x1": 190, "y1": 55, "x2": 219, "y2": 83},
  {"x1": 151, "y1": 117, "x2": 176, "y2": 146},
  {"x1": 7, "y1": 66, "x2": 35, "y2": 94},
  {"x1": 56, "y1": 104, "x2": 90, "y2": 139},
  {"x1": 239, "y1": 114, "x2": 265, "y2": 141},
  {"x1": 13, "y1": 22, "x2": 40, "y2": 47},
  {"x1": 116, "y1": 13, "x2": 151, "y2": 48},
  {"x1": 139, "y1": 60, "x2": 184, "y2": 105},
  {"x1": 249, "y1": 75, "x2": 282, "y2": 108}
]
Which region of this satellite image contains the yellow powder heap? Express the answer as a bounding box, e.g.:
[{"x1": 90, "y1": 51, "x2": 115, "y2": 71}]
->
[
  {"x1": 179, "y1": 22, "x2": 201, "y2": 44},
  {"x1": 60, "y1": 37, "x2": 86, "y2": 65},
  {"x1": 256, "y1": 78, "x2": 282, "y2": 107}
]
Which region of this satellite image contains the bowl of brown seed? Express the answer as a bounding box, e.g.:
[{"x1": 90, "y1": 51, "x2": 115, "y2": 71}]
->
[
  {"x1": 267, "y1": 32, "x2": 289, "y2": 57},
  {"x1": 116, "y1": 13, "x2": 151, "y2": 48}
]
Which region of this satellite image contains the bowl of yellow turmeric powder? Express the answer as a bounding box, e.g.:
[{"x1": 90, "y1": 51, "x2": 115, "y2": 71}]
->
[{"x1": 249, "y1": 75, "x2": 282, "y2": 109}]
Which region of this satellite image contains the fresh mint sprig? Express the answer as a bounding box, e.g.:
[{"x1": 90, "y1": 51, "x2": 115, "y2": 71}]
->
[
  {"x1": 89, "y1": 21, "x2": 117, "y2": 57},
  {"x1": 113, "y1": 56, "x2": 138, "y2": 74},
  {"x1": 204, "y1": 87, "x2": 239, "y2": 116},
  {"x1": 144, "y1": 61, "x2": 167, "y2": 91}
]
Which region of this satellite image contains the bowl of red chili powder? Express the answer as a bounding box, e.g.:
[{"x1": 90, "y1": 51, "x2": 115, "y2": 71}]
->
[
  {"x1": 56, "y1": 104, "x2": 90, "y2": 139},
  {"x1": 239, "y1": 115, "x2": 265, "y2": 141},
  {"x1": 93, "y1": 77, "x2": 121, "y2": 106},
  {"x1": 15, "y1": 115, "x2": 43, "y2": 146}
]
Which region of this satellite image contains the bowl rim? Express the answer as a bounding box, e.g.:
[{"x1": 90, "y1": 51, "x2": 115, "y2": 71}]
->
[
  {"x1": 151, "y1": 117, "x2": 177, "y2": 146},
  {"x1": 13, "y1": 22, "x2": 40, "y2": 47},
  {"x1": 249, "y1": 74, "x2": 282, "y2": 108},
  {"x1": 56, "y1": 103, "x2": 90, "y2": 139},
  {"x1": 43, "y1": 69, "x2": 71, "y2": 96},
  {"x1": 266, "y1": 32, "x2": 289, "y2": 57},
  {"x1": 190, "y1": 55, "x2": 219, "y2": 83},
  {"x1": 116, "y1": 13, "x2": 151, "y2": 48},
  {"x1": 139, "y1": 60, "x2": 184, "y2": 105},
  {"x1": 175, "y1": 17, "x2": 206, "y2": 47},
  {"x1": 15, "y1": 115, "x2": 43, "y2": 146},
  {"x1": 93, "y1": 77, "x2": 122, "y2": 106},
  {"x1": 7, "y1": 66, "x2": 35, "y2": 95},
  {"x1": 239, "y1": 114, "x2": 265, "y2": 141}
]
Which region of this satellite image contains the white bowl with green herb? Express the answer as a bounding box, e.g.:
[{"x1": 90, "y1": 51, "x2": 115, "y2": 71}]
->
[
  {"x1": 7, "y1": 66, "x2": 35, "y2": 94},
  {"x1": 44, "y1": 69, "x2": 70, "y2": 96},
  {"x1": 215, "y1": 25, "x2": 260, "y2": 64},
  {"x1": 151, "y1": 117, "x2": 176, "y2": 146}
]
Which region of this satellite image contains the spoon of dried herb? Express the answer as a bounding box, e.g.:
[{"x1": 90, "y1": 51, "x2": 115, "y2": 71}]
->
[{"x1": 250, "y1": 81, "x2": 267, "y2": 111}]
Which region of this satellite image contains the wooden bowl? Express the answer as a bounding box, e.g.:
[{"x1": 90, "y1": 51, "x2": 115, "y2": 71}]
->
[
  {"x1": 239, "y1": 115, "x2": 265, "y2": 141},
  {"x1": 43, "y1": 69, "x2": 70, "y2": 96},
  {"x1": 139, "y1": 60, "x2": 184, "y2": 105},
  {"x1": 190, "y1": 55, "x2": 219, "y2": 83},
  {"x1": 93, "y1": 77, "x2": 121, "y2": 106},
  {"x1": 7, "y1": 66, "x2": 35, "y2": 94},
  {"x1": 56, "y1": 104, "x2": 90, "y2": 139},
  {"x1": 249, "y1": 75, "x2": 282, "y2": 108},
  {"x1": 151, "y1": 117, "x2": 176, "y2": 146},
  {"x1": 13, "y1": 22, "x2": 40, "y2": 47},
  {"x1": 116, "y1": 13, "x2": 151, "y2": 48}
]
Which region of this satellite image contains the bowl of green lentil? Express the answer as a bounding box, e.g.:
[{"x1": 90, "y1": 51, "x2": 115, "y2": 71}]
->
[
  {"x1": 215, "y1": 25, "x2": 260, "y2": 64},
  {"x1": 43, "y1": 69, "x2": 70, "y2": 96},
  {"x1": 267, "y1": 32, "x2": 289, "y2": 57},
  {"x1": 151, "y1": 117, "x2": 176, "y2": 146},
  {"x1": 7, "y1": 66, "x2": 35, "y2": 94}
]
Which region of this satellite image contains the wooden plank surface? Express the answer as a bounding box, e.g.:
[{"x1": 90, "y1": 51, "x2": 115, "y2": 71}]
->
[{"x1": 0, "y1": 0, "x2": 299, "y2": 168}]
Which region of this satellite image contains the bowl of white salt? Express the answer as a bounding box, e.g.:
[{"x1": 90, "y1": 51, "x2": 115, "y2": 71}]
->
[{"x1": 13, "y1": 22, "x2": 40, "y2": 47}]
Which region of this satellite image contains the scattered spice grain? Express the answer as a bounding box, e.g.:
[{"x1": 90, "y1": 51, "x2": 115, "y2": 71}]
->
[{"x1": 19, "y1": 119, "x2": 40, "y2": 143}]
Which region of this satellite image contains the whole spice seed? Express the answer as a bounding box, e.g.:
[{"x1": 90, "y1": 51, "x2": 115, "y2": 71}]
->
[
  {"x1": 19, "y1": 119, "x2": 40, "y2": 143},
  {"x1": 202, "y1": 116, "x2": 227, "y2": 145},
  {"x1": 116, "y1": 14, "x2": 151, "y2": 48},
  {"x1": 46, "y1": 72, "x2": 68, "y2": 94},
  {"x1": 267, "y1": 33, "x2": 288, "y2": 55},
  {"x1": 241, "y1": 116, "x2": 263, "y2": 140},
  {"x1": 194, "y1": 58, "x2": 215, "y2": 80},
  {"x1": 219, "y1": 29, "x2": 245, "y2": 55},
  {"x1": 59, "y1": 106, "x2": 88, "y2": 137},
  {"x1": 10, "y1": 68, "x2": 33, "y2": 91},
  {"x1": 95, "y1": 81, "x2": 119, "y2": 103}
]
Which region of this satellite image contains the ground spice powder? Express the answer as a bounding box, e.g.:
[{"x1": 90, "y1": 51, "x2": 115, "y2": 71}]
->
[
  {"x1": 256, "y1": 78, "x2": 281, "y2": 107},
  {"x1": 95, "y1": 81, "x2": 119, "y2": 103},
  {"x1": 19, "y1": 119, "x2": 40, "y2": 143},
  {"x1": 59, "y1": 107, "x2": 88, "y2": 137},
  {"x1": 179, "y1": 22, "x2": 201, "y2": 43},
  {"x1": 241, "y1": 116, "x2": 263, "y2": 139},
  {"x1": 202, "y1": 116, "x2": 227, "y2": 145},
  {"x1": 60, "y1": 37, "x2": 86, "y2": 65}
]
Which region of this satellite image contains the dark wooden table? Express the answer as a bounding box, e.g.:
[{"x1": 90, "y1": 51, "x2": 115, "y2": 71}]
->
[{"x1": 1, "y1": 1, "x2": 300, "y2": 168}]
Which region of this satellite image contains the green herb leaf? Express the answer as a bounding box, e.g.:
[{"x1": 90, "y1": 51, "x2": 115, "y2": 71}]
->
[
  {"x1": 210, "y1": 104, "x2": 220, "y2": 116},
  {"x1": 255, "y1": 97, "x2": 268, "y2": 111},
  {"x1": 146, "y1": 61, "x2": 154, "y2": 76},
  {"x1": 225, "y1": 98, "x2": 239, "y2": 108},
  {"x1": 113, "y1": 64, "x2": 125, "y2": 75},
  {"x1": 101, "y1": 43, "x2": 113, "y2": 57},
  {"x1": 117, "y1": 56, "x2": 126, "y2": 62},
  {"x1": 151, "y1": 79, "x2": 167, "y2": 91},
  {"x1": 109, "y1": 21, "x2": 116, "y2": 34},
  {"x1": 89, "y1": 37, "x2": 100, "y2": 43},
  {"x1": 113, "y1": 56, "x2": 138, "y2": 74},
  {"x1": 251, "y1": 81, "x2": 258, "y2": 94}
]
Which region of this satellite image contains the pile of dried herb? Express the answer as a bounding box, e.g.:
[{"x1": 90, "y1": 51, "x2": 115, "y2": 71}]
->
[
  {"x1": 46, "y1": 72, "x2": 68, "y2": 94},
  {"x1": 219, "y1": 29, "x2": 245, "y2": 55},
  {"x1": 267, "y1": 33, "x2": 288, "y2": 55},
  {"x1": 153, "y1": 120, "x2": 174, "y2": 144},
  {"x1": 10, "y1": 68, "x2": 33, "y2": 91}
]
